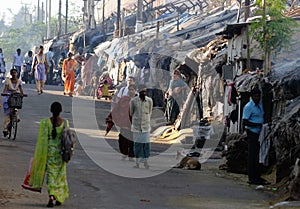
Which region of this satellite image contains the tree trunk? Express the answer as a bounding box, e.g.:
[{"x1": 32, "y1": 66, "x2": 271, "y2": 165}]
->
[
  {"x1": 58, "y1": 0, "x2": 62, "y2": 36},
  {"x1": 65, "y1": 0, "x2": 68, "y2": 34}
]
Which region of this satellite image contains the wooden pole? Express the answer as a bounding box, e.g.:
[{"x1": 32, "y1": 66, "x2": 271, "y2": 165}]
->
[
  {"x1": 116, "y1": 0, "x2": 121, "y2": 37},
  {"x1": 47, "y1": 0, "x2": 52, "y2": 38},
  {"x1": 262, "y1": 0, "x2": 268, "y2": 76},
  {"x1": 37, "y1": 0, "x2": 40, "y2": 21},
  {"x1": 65, "y1": 0, "x2": 68, "y2": 34},
  {"x1": 42, "y1": 1, "x2": 44, "y2": 22},
  {"x1": 245, "y1": 0, "x2": 251, "y2": 71},
  {"x1": 58, "y1": 0, "x2": 62, "y2": 36},
  {"x1": 136, "y1": 0, "x2": 143, "y2": 33},
  {"x1": 102, "y1": 0, "x2": 105, "y2": 35}
]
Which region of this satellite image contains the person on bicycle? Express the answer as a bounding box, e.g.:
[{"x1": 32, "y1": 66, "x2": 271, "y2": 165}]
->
[{"x1": 2, "y1": 68, "x2": 26, "y2": 137}]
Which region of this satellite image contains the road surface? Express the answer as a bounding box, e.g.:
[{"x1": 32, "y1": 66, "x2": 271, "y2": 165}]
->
[{"x1": 0, "y1": 84, "x2": 275, "y2": 209}]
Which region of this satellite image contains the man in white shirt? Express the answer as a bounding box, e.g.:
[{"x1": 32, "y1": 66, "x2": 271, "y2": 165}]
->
[
  {"x1": 126, "y1": 57, "x2": 137, "y2": 79},
  {"x1": 116, "y1": 76, "x2": 135, "y2": 102},
  {"x1": 130, "y1": 84, "x2": 153, "y2": 169},
  {"x1": 13, "y1": 48, "x2": 24, "y2": 78}
]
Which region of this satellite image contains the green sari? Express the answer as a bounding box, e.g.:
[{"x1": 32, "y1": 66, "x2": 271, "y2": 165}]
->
[{"x1": 29, "y1": 118, "x2": 69, "y2": 203}]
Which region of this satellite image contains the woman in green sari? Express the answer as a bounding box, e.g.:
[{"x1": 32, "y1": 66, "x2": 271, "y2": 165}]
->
[{"x1": 29, "y1": 102, "x2": 69, "y2": 207}]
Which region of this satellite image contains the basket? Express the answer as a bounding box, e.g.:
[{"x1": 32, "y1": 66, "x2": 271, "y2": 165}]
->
[{"x1": 7, "y1": 93, "x2": 23, "y2": 109}]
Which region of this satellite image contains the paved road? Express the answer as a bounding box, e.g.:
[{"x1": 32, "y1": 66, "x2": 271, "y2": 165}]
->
[{"x1": 0, "y1": 84, "x2": 274, "y2": 209}]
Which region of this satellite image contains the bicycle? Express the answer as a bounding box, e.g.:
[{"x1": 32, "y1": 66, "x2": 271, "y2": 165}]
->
[{"x1": 1, "y1": 92, "x2": 27, "y2": 140}]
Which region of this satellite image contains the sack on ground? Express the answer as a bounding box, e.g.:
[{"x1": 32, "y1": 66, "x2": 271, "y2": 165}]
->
[
  {"x1": 21, "y1": 158, "x2": 42, "y2": 193},
  {"x1": 61, "y1": 120, "x2": 77, "y2": 163}
]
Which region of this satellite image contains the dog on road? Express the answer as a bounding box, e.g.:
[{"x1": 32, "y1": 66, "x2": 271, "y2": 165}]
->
[{"x1": 173, "y1": 150, "x2": 201, "y2": 170}]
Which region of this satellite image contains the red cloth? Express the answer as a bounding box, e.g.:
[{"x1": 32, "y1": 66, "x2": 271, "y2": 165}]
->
[
  {"x1": 105, "y1": 96, "x2": 132, "y2": 135},
  {"x1": 21, "y1": 158, "x2": 42, "y2": 193}
]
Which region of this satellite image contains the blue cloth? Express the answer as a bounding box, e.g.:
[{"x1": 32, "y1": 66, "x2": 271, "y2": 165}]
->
[
  {"x1": 133, "y1": 131, "x2": 150, "y2": 143},
  {"x1": 133, "y1": 132, "x2": 150, "y2": 159},
  {"x1": 134, "y1": 142, "x2": 150, "y2": 159},
  {"x1": 169, "y1": 79, "x2": 186, "y2": 90},
  {"x1": 35, "y1": 63, "x2": 47, "y2": 81},
  {"x1": 242, "y1": 99, "x2": 264, "y2": 134}
]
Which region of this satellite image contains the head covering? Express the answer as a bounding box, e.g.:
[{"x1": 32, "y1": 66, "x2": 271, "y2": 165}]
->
[
  {"x1": 67, "y1": 51, "x2": 73, "y2": 57},
  {"x1": 138, "y1": 84, "x2": 147, "y2": 92},
  {"x1": 173, "y1": 69, "x2": 181, "y2": 77},
  {"x1": 250, "y1": 87, "x2": 261, "y2": 95}
]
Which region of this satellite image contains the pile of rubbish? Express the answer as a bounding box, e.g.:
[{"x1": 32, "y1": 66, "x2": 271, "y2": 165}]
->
[{"x1": 219, "y1": 133, "x2": 248, "y2": 174}]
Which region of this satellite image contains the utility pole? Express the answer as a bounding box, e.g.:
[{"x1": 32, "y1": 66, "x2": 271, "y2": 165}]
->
[
  {"x1": 22, "y1": 3, "x2": 31, "y2": 23},
  {"x1": 65, "y1": 0, "x2": 68, "y2": 34},
  {"x1": 58, "y1": 0, "x2": 62, "y2": 36},
  {"x1": 37, "y1": 0, "x2": 40, "y2": 21},
  {"x1": 47, "y1": 0, "x2": 52, "y2": 39}
]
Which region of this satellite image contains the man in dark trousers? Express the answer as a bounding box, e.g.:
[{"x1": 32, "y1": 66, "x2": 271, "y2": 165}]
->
[{"x1": 242, "y1": 87, "x2": 269, "y2": 185}]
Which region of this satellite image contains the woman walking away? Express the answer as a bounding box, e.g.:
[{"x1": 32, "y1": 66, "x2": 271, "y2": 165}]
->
[
  {"x1": 31, "y1": 45, "x2": 49, "y2": 95},
  {"x1": 62, "y1": 52, "x2": 77, "y2": 97},
  {"x1": 29, "y1": 102, "x2": 69, "y2": 207}
]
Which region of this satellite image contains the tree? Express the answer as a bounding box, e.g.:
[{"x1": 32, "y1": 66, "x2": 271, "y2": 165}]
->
[
  {"x1": 0, "y1": 21, "x2": 46, "y2": 65},
  {"x1": 249, "y1": 0, "x2": 297, "y2": 76}
]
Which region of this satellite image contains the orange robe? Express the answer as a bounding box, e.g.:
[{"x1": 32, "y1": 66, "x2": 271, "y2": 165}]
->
[{"x1": 62, "y1": 58, "x2": 77, "y2": 95}]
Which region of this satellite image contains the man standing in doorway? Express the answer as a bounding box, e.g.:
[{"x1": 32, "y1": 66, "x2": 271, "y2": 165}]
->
[{"x1": 130, "y1": 84, "x2": 153, "y2": 169}]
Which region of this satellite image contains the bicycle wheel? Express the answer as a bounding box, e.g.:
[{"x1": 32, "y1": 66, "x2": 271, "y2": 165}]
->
[{"x1": 8, "y1": 114, "x2": 17, "y2": 140}]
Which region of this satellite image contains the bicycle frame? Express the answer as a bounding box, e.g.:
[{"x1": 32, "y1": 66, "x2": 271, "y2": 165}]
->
[
  {"x1": 8, "y1": 107, "x2": 18, "y2": 140},
  {"x1": 1, "y1": 92, "x2": 26, "y2": 140}
]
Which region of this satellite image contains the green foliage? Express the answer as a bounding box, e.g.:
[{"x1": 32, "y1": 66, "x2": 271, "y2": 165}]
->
[
  {"x1": 0, "y1": 22, "x2": 46, "y2": 64},
  {"x1": 0, "y1": 2, "x2": 83, "y2": 65},
  {"x1": 249, "y1": 0, "x2": 298, "y2": 55}
]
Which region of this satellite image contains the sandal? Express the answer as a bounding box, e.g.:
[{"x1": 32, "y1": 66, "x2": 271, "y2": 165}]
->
[
  {"x1": 46, "y1": 196, "x2": 54, "y2": 208},
  {"x1": 55, "y1": 200, "x2": 62, "y2": 206}
]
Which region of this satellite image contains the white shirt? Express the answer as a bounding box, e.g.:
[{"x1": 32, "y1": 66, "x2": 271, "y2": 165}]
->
[
  {"x1": 117, "y1": 86, "x2": 128, "y2": 98},
  {"x1": 24, "y1": 53, "x2": 33, "y2": 64},
  {"x1": 46, "y1": 51, "x2": 54, "y2": 66},
  {"x1": 13, "y1": 54, "x2": 24, "y2": 67}
]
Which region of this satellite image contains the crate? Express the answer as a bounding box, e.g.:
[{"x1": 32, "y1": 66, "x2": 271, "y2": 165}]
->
[{"x1": 8, "y1": 93, "x2": 23, "y2": 109}]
